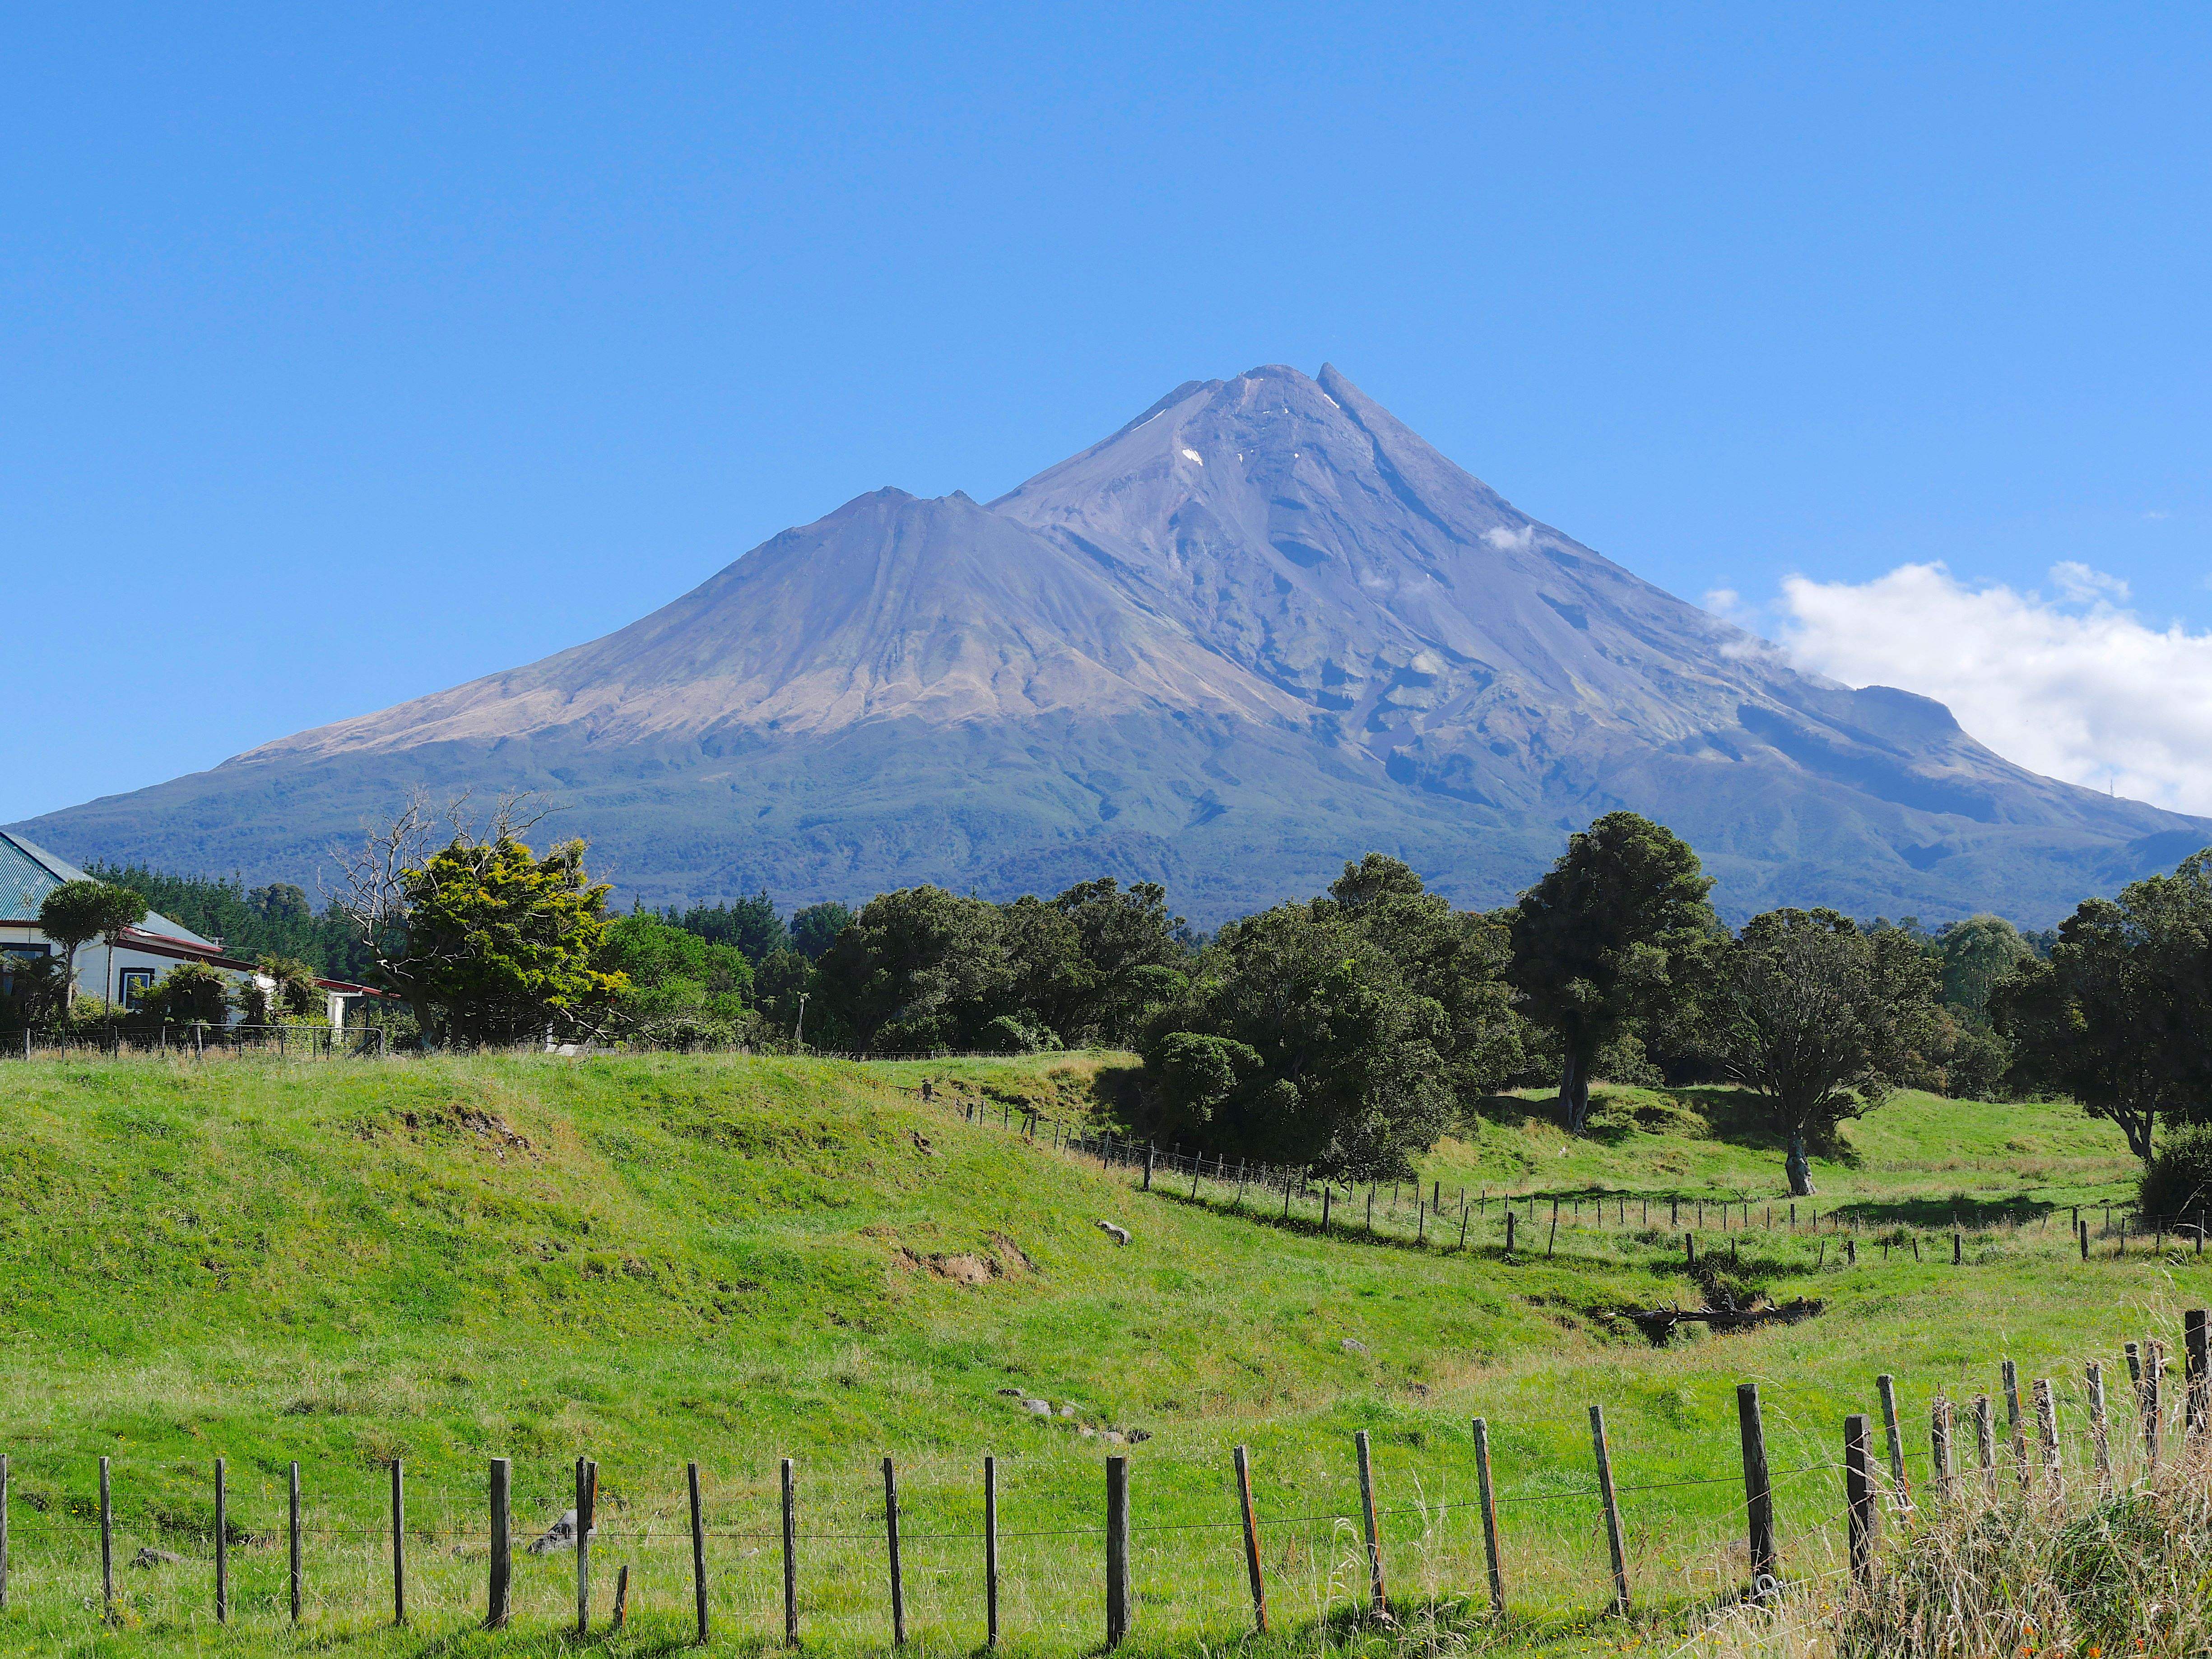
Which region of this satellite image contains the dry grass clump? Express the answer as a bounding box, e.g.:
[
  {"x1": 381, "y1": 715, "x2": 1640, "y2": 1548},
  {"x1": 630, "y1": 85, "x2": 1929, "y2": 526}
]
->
[{"x1": 1693, "y1": 1438, "x2": 2212, "y2": 1659}]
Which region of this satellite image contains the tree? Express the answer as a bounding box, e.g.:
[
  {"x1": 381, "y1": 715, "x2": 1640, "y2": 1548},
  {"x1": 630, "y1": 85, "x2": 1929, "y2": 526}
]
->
[
  {"x1": 88, "y1": 861, "x2": 363, "y2": 977},
  {"x1": 1937, "y1": 915, "x2": 2033, "y2": 1022},
  {"x1": 664, "y1": 892, "x2": 789, "y2": 962},
  {"x1": 258, "y1": 955, "x2": 324, "y2": 1018},
  {"x1": 790, "y1": 902, "x2": 854, "y2": 962},
  {"x1": 599, "y1": 913, "x2": 755, "y2": 1047},
  {"x1": 235, "y1": 954, "x2": 325, "y2": 1025},
  {"x1": 1140, "y1": 899, "x2": 1455, "y2": 1176},
  {"x1": 1711, "y1": 908, "x2": 1940, "y2": 1195},
  {"x1": 1507, "y1": 813, "x2": 1719, "y2": 1135},
  {"x1": 38, "y1": 880, "x2": 145, "y2": 1009},
  {"x1": 751, "y1": 948, "x2": 813, "y2": 1044},
  {"x1": 328, "y1": 790, "x2": 625, "y2": 1047},
  {"x1": 1991, "y1": 850, "x2": 2212, "y2": 1162},
  {"x1": 1045, "y1": 879, "x2": 1190, "y2": 1046},
  {"x1": 809, "y1": 887, "x2": 1010, "y2": 1052},
  {"x1": 136, "y1": 960, "x2": 232, "y2": 1027},
  {"x1": 37, "y1": 883, "x2": 106, "y2": 1009},
  {"x1": 1323, "y1": 855, "x2": 1523, "y2": 1105}
]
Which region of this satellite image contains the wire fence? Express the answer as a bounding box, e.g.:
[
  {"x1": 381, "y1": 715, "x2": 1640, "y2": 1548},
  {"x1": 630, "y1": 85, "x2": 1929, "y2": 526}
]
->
[
  {"x1": 8, "y1": 1314, "x2": 2207, "y2": 1646},
  {"x1": 951, "y1": 1093, "x2": 2195, "y2": 1257}
]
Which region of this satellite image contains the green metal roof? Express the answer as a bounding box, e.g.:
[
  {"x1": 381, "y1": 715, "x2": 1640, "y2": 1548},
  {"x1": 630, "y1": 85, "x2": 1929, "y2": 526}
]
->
[{"x1": 0, "y1": 832, "x2": 219, "y2": 950}]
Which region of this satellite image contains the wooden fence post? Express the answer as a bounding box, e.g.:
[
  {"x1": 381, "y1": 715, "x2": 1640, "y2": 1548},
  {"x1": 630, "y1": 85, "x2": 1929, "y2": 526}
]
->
[
  {"x1": 1589, "y1": 1405, "x2": 1630, "y2": 1614},
  {"x1": 689, "y1": 1460, "x2": 710, "y2": 1646},
  {"x1": 613, "y1": 1565, "x2": 631, "y2": 1631},
  {"x1": 783, "y1": 1457, "x2": 800, "y2": 1647},
  {"x1": 100, "y1": 1455, "x2": 113, "y2": 1623},
  {"x1": 985, "y1": 1455, "x2": 1000, "y2": 1648},
  {"x1": 2087, "y1": 1363, "x2": 2112, "y2": 1494},
  {"x1": 2144, "y1": 1340, "x2": 2165, "y2": 1470},
  {"x1": 1737, "y1": 1384, "x2": 1776, "y2": 1594},
  {"x1": 1142, "y1": 1145, "x2": 1154, "y2": 1189},
  {"x1": 1972, "y1": 1394, "x2": 1996, "y2": 1493},
  {"x1": 1106, "y1": 1455, "x2": 1130, "y2": 1649},
  {"x1": 2002, "y1": 1360, "x2": 2029, "y2": 1488},
  {"x1": 1876, "y1": 1375, "x2": 1911, "y2": 1510},
  {"x1": 1355, "y1": 1429, "x2": 1388, "y2": 1617},
  {"x1": 1929, "y1": 1395, "x2": 1953, "y2": 1500},
  {"x1": 2033, "y1": 1378, "x2": 2062, "y2": 1495},
  {"x1": 214, "y1": 1455, "x2": 228, "y2": 1624},
  {"x1": 288, "y1": 1460, "x2": 302, "y2": 1625},
  {"x1": 1845, "y1": 1414, "x2": 1876, "y2": 1587},
  {"x1": 1233, "y1": 1445, "x2": 1267, "y2": 1633},
  {"x1": 2185, "y1": 1309, "x2": 2208, "y2": 1436},
  {"x1": 1459, "y1": 1204, "x2": 1470, "y2": 1250},
  {"x1": 576, "y1": 1455, "x2": 595, "y2": 1636},
  {"x1": 883, "y1": 1456, "x2": 905, "y2": 1646},
  {"x1": 390, "y1": 1459, "x2": 406, "y2": 1626},
  {"x1": 1725, "y1": 1380, "x2": 1778, "y2": 1601},
  {"x1": 1472, "y1": 1417, "x2": 1505, "y2": 1616},
  {"x1": 488, "y1": 1457, "x2": 512, "y2": 1630}
]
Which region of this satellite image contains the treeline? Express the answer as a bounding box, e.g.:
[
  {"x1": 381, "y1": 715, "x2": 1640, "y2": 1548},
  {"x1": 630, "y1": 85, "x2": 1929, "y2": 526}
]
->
[
  {"x1": 49, "y1": 808, "x2": 2211, "y2": 1200},
  {"x1": 81, "y1": 863, "x2": 371, "y2": 979}
]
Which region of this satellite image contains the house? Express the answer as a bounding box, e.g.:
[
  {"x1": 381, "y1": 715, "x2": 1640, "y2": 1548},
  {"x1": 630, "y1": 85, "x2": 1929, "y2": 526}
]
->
[{"x1": 0, "y1": 830, "x2": 390, "y2": 1024}]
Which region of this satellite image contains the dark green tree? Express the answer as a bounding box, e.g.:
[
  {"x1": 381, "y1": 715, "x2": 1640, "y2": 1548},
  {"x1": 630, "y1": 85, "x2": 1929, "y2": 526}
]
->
[
  {"x1": 84, "y1": 862, "x2": 364, "y2": 977},
  {"x1": 1046, "y1": 878, "x2": 1190, "y2": 1046},
  {"x1": 1711, "y1": 908, "x2": 1941, "y2": 1195},
  {"x1": 809, "y1": 886, "x2": 1010, "y2": 1053},
  {"x1": 790, "y1": 902, "x2": 855, "y2": 962},
  {"x1": 751, "y1": 948, "x2": 813, "y2": 1045},
  {"x1": 1507, "y1": 813, "x2": 1718, "y2": 1135},
  {"x1": 1992, "y1": 850, "x2": 2212, "y2": 1162},
  {"x1": 1140, "y1": 899, "x2": 1454, "y2": 1176},
  {"x1": 664, "y1": 891, "x2": 789, "y2": 962},
  {"x1": 1323, "y1": 855, "x2": 1524, "y2": 1105}
]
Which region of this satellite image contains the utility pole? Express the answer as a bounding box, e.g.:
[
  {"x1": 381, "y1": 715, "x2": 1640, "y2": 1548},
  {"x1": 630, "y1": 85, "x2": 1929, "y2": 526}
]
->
[{"x1": 795, "y1": 992, "x2": 809, "y2": 1051}]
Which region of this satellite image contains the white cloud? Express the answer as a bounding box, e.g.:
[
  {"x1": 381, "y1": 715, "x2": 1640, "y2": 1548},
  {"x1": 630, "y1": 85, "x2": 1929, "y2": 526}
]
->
[
  {"x1": 1482, "y1": 523, "x2": 1534, "y2": 552},
  {"x1": 1772, "y1": 562, "x2": 2212, "y2": 814},
  {"x1": 2049, "y1": 561, "x2": 2129, "y2": 604}
]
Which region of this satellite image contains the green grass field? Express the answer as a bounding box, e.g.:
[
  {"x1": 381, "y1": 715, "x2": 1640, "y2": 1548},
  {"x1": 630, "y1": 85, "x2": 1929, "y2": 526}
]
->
[{"x1": 0, "y1": 1051, "x2": 2187, "y2": 1657}]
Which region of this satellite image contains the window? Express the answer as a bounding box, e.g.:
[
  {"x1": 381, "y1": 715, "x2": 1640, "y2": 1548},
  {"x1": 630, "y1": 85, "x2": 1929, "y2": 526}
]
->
[
  {"x1": 119, "y1": 968, "x2": 156, "y2": 1009},
  {"x1": 0, "y1": 942, "x2": 48, "y2": 998}
]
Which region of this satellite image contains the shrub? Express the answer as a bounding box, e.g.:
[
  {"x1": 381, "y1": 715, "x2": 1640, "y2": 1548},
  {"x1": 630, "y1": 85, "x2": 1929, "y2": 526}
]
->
[
  {"x1": 2140, "y1": 1122, "x2": 2212, "y2": 1221},
  {"x1": 135, "y1": 961, "x2": 232, "y2": 1027}
]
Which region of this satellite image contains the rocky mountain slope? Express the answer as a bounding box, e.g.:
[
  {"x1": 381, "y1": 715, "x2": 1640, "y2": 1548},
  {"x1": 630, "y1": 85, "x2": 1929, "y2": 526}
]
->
[{"x1": 19, "y1": 365, "x2": 2204, "y2": 925}]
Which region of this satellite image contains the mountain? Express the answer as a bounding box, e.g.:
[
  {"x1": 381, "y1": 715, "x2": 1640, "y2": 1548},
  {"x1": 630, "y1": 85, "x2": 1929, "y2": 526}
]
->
[{"x1": 18, "y1": 365, "x2": 2207, "y2": 926}]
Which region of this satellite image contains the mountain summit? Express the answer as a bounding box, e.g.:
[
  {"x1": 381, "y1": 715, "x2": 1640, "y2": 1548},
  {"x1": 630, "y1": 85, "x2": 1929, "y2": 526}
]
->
[{"x1": 19, "y1": 366, "x2": 2204, "y2": 924}]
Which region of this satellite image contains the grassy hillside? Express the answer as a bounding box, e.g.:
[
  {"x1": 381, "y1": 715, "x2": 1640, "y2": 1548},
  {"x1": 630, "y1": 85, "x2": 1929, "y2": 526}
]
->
[{"x1": 0, "y1": 1051, "x2": 2184, "y2": 1658}]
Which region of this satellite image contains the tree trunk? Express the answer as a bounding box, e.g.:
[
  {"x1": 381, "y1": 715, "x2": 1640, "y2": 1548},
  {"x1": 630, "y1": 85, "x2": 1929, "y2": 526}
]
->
[
  {"x1": 1560, "y1": 1045, "x2": 1592, "y2": 1137},
  {"x1": 1785, "y1": 1125, "x2": 1816, "y2": 1197}
]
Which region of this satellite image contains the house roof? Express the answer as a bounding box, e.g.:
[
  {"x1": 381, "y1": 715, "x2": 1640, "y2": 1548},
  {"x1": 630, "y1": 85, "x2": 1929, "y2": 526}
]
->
[{"x1": 0, "y1": 831, "x2": 220, "y2": 952}]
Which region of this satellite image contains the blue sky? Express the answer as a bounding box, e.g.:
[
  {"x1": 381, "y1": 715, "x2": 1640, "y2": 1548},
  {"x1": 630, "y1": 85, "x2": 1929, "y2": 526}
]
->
[{"x1": 7, "y1": 5, "x2": 2211, "y2": 824}]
